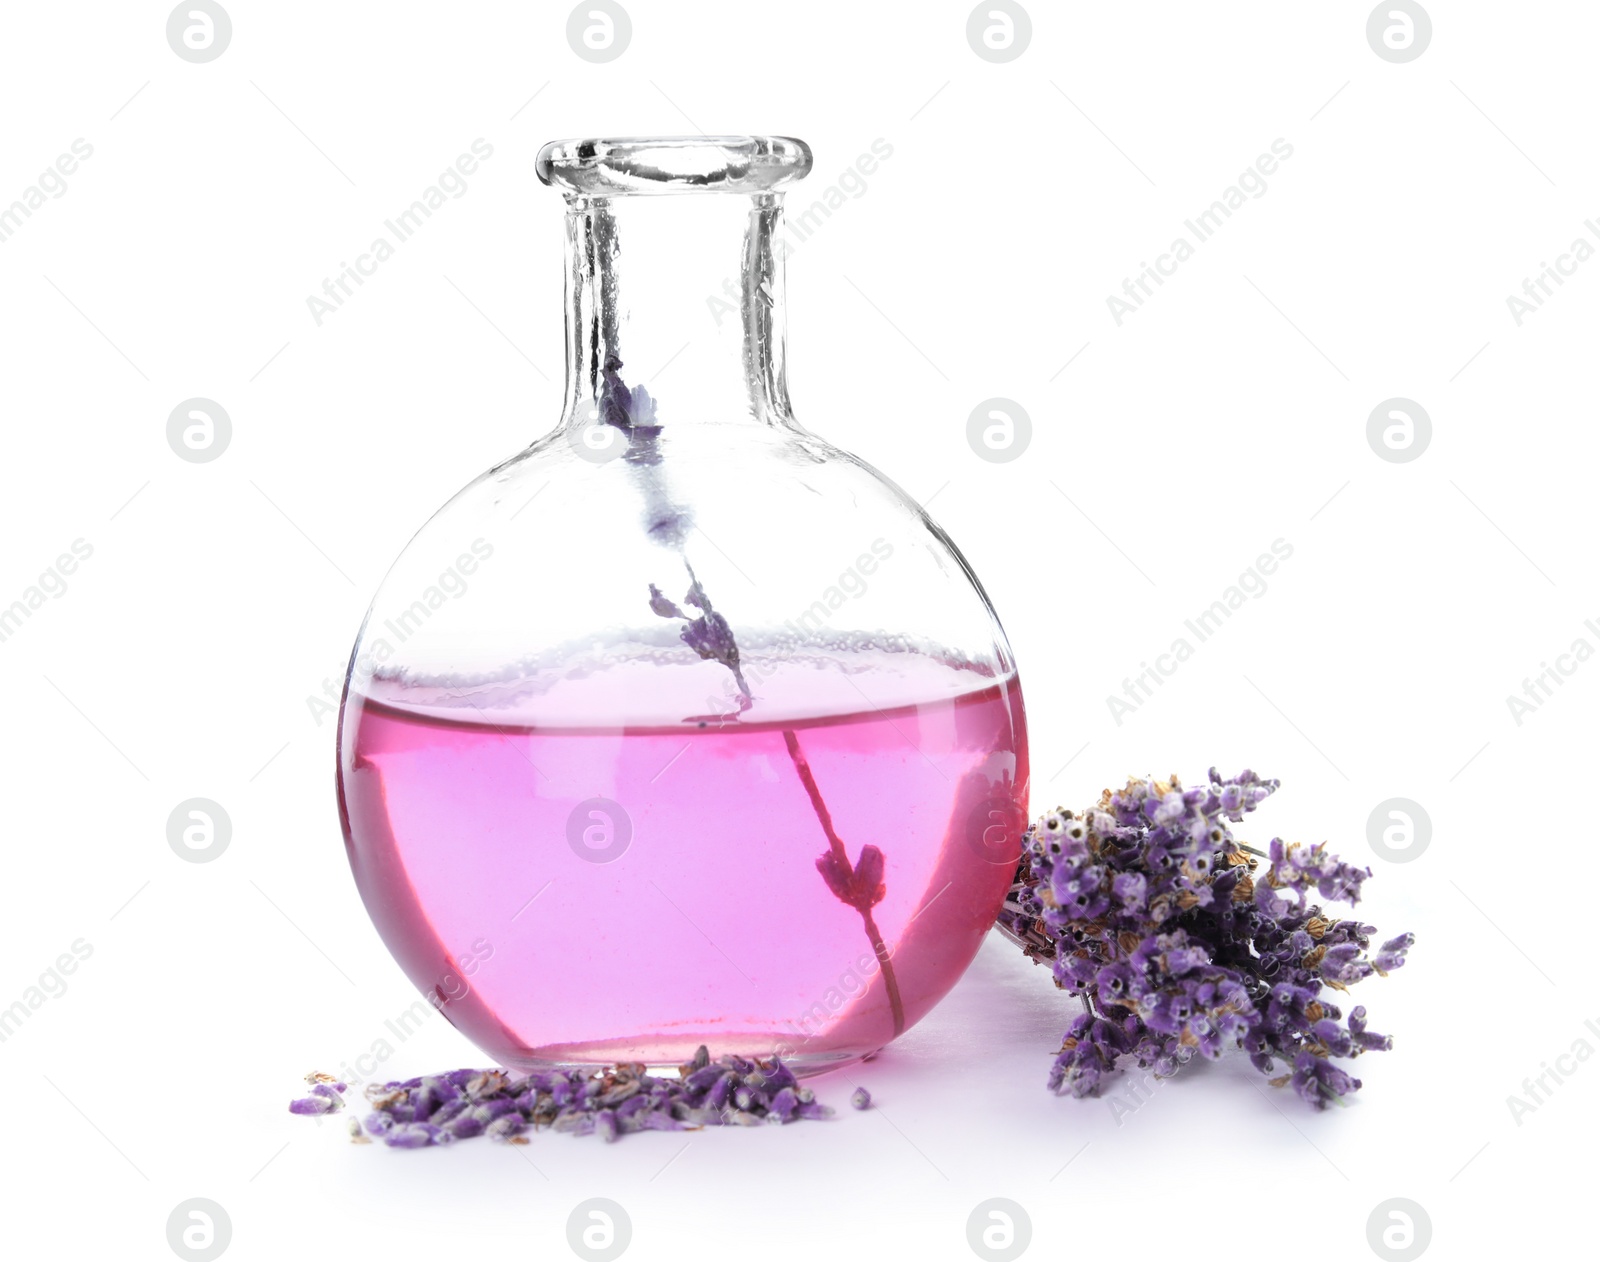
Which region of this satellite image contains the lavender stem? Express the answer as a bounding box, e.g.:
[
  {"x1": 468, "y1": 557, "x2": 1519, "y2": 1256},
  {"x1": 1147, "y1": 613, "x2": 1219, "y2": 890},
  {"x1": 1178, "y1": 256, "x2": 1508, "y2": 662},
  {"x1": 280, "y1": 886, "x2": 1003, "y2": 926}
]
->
[{"x1": 781, "y1": 728, "x2": 906, "y2": 1039}]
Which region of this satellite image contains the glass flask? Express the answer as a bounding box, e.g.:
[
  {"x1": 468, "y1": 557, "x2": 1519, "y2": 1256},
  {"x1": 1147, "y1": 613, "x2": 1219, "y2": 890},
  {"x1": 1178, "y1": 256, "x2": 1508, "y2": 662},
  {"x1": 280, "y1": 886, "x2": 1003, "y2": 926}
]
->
[{"x1": 336, "y1": 136, "x2": 1029, "y2": 1075}]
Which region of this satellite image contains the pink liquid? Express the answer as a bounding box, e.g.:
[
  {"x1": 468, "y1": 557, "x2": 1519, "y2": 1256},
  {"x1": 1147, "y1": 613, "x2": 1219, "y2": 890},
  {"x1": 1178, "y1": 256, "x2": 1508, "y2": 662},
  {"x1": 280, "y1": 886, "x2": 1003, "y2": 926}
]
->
[{"x1": 337, "y1": 670, "x2": 1028, "y2": 1073}]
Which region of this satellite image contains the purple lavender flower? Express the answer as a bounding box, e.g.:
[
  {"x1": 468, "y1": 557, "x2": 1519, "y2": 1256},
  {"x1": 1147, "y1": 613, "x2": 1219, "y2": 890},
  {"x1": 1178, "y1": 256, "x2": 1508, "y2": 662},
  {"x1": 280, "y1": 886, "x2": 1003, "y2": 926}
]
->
[
  {"x1": 613, "y1": 357, "x2": 904, "y2": 1039},
  {"x1": 647, "y1": 578, "x2": 752, "y2": 705},
  {"x1": 362, "y1": 1111, "x2": 396, "y2": 1135},
  {"x1": 1289, "y1": 1050, "x2": 1360, "y2": 1108},
  {"x1": 383, "y1": 1124, "x2": 440, "y2": 1149},
  {"x1": 484, "y1": 1114, "x2": 527, "y2": 1142},
  {"x1": 1374, "y1": 932, "x2": 1415, "y2": 974},
  {"x1": 447, "y1": 1114, "x2": 485, "y2": 1140},
  {"x1": 816, "y1": 844, "x2": 887, "y2": 911},
  {"x1": 290, "y1": 1045, "x2": 838, "y2": 1147},
  {"x1": 997, "y1": 767, "x2": 1412, "y2": 1110}
]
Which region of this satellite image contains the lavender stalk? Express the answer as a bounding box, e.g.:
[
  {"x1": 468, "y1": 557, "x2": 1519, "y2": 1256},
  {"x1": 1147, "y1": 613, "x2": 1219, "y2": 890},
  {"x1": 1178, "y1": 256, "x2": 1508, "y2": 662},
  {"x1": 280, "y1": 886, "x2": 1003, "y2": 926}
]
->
[{"x1": 599, "y1": 358, "x2": 906, "y2": 1040}]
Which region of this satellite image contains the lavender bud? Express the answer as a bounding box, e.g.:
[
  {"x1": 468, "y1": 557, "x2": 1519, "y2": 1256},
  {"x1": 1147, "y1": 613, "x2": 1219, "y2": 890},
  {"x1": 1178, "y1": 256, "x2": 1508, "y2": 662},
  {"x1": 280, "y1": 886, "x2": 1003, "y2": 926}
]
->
[
  {"x1": 480, "y1": 1114, "x2": 523, "y2": 1141},
  {"x1": 706, "y1": 1071, "x2": 737, "y2": 1111}
]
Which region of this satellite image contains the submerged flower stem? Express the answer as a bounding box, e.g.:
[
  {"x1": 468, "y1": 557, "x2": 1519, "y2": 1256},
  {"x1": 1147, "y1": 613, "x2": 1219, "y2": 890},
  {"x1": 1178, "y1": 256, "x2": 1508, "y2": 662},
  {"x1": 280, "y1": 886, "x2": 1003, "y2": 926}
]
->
[
  {"x1": 599, "y1": 339, "x2": 904, "y2": 1043},
  {"x1": 782, "y1": 727, "x2": 906, "y2": 1038}
]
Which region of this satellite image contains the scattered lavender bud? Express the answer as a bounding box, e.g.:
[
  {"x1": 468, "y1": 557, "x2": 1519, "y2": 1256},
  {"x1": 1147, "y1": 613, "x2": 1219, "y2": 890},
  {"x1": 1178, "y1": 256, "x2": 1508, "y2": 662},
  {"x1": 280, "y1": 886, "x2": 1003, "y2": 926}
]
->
[
  {"x1": 598, "y1": 1079, "x2": 641, "y2": 1107},
  {"x1": 768, "y1": 1087, "x2": 798, "y2": 1122},
  {"x1": 383, "y1": 1125, "x2": 435, "y2": 1150},
  {"x1": 850, "y1": 1087, "x2": 871, "y2": 1110},
  {"x1": 706, "y1": 1071, "x2": 737, "y2": 1111},
  {"x1": 468, "y1": 1098, "x2": 519, "y2": 1125},
  {"x1": 758, "y1": 1061, "x2": 797, "y2": 1093},
  {"x1": 347, "y1": 1116, "x2": 369, "y2": 1144},
  {"x1": 466, "y1": 1070, "x2": 509, "y2": 1098},
  {"x1": 484, "y1": 1114, "x2": 527, "y2": 1142},
  {"x1": 362, "y1": 1111, "x2": 395, "y2": 1136},
  {"x1": 291, "y1": 1044, "x2": 840, "y2": 1147},
  {"x1": 683, "y1": 1064, "x2": 724, "y2": 1093},
  {"x1": 553, "y1": 1112, "x2": 596, "y2": 1137},
  {"x1": 447, "y1": 1115, "x2": 485, "y2": 1140}
]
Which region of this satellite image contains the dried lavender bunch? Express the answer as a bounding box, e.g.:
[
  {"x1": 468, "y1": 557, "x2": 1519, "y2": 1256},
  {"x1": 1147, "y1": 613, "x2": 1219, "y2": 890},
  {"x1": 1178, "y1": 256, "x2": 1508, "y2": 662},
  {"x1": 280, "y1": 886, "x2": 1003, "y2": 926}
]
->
[
  {"x1": 997, "y1": 768, "x2": 1413, "y2": 1109},
  {"x1": 288, "y1": 1047, "x2": 833, "y2": 1148}
]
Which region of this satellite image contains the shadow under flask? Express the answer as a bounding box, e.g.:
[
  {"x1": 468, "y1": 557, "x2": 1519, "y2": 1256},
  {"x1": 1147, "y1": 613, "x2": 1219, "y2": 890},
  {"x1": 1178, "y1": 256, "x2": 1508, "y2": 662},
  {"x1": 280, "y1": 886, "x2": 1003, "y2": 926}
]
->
[{"x1": 336, "y1": 136, "x2": 1030, "y2": 1075}]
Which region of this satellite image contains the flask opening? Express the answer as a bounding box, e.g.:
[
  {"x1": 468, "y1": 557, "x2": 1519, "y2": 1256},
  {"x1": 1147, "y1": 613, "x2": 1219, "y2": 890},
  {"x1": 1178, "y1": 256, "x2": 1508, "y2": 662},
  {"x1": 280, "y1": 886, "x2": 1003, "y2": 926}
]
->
[{"x1": 536, "y1": 135, "x2": 813, "y2": 197}]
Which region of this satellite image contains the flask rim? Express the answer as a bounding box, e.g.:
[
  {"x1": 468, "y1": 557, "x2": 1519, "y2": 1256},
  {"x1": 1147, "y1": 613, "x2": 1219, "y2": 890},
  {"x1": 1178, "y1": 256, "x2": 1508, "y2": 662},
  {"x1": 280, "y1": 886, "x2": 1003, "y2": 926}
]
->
[{"x1": 536, "y1": 135, "x2": 813, "y2": 196}]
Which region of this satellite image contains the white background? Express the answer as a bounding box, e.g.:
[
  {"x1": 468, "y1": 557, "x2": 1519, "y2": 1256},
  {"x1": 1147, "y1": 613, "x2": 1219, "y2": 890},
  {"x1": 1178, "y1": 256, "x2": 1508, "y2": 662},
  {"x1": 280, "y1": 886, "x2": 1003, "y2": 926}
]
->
[{"x1": 0, "y1": 3, "x2": 1591, "y2": 1259}]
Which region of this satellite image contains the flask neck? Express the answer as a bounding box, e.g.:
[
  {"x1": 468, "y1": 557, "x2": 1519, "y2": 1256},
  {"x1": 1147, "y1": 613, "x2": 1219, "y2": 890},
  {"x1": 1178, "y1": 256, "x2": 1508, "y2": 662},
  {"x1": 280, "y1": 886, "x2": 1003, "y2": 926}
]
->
[{"x1": 561, "y1": 193, "x2": 792, "y2": 433}]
